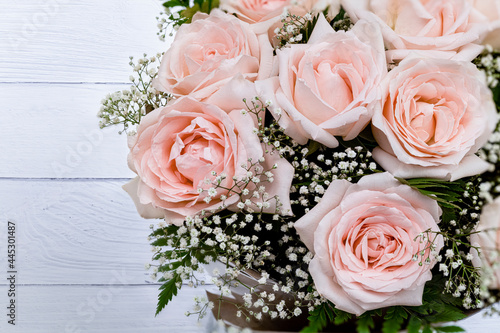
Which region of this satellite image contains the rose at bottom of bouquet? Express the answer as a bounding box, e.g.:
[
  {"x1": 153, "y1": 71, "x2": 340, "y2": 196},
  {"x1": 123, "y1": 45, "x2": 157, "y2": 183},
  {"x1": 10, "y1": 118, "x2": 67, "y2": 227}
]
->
[{"x1": 294, "y1": 172, "x2": 444, "y2": 316}]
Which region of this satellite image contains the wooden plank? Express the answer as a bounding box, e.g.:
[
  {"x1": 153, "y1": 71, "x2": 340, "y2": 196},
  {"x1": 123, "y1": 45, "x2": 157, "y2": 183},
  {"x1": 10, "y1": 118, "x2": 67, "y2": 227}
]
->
[
  {"x1": 0, "y1": 284, "x2": 497, "y2": 332},
  {"x1": 0, "y1": 285, "x2": 210, "y2": 333},
  {"x1": 0, "y1": 83, "x2": 135, "y2": 178},
  {"x1": 0, "y1": 179, "x2": 162, "y2": 285},
  {"x1": 0, "y1": 0, "x2": 170, "y2": 83}
]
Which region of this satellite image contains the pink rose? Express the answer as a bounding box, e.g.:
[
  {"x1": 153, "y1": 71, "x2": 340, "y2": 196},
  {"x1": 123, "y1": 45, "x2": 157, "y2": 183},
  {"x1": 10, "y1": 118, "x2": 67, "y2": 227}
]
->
[
  {"x1": 342, "y1": 0, "x2": 488, "y2": 62},
  {"x1": 153, "y1": 9, "x2": 274, "y2": 101},
  {"x1": 372, "y1": 56, "x2": 497, "y2": 181},
  {"x1": 220, "y1": 0, "x2": 339, "y2": 35},
  {"x1": 469, "y1": 0, "x2": 500, "y2": 49},
  {"x1": 219, "y1": 0, "x2": 291, "y2": 28},
  {"x1": 123, "y1": 97, "x2": 294, "y2": 225},
  {"x1": 471, "y1": 197, "x2": 500, "y2": 289},
  {"x1": 257, "y1": 15, "x2": 387, "y2": 148},
  {"x1": 294, "y1": 172, "x2": 443, "y2": 315}
]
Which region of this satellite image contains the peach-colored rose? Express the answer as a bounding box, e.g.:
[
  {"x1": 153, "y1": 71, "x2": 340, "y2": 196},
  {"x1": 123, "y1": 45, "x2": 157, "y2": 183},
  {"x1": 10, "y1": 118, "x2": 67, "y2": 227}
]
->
[
  {"x1": 342, "y1": 0, "x2": 488, "y2": 62},
  {"x1": 294, "y1": 172, "x2": 443, "y2": 315},
  {"x1": 123, "y1": 97, "x2": 294, "y2": 225},
  {"x1": 471, "y1": 197, "x2": 500, "y2": 289},
  {"x1": 219, "y1": 0, "x2": 291, "y2": 27},
  {"x1": 372, "y1": 56, "x2": 497, "y2": 181},
  {"x1": 153, "y1": 9, "x2": 274, "y2": 101},
  {"x1": 220, "y1": 0, "x2": 340, "y2": 35},
  {"x1": 469, "y1": 0, "x2": 500, "y2": 49},
  {"x1": 256, "y1": 15, "x2": 387, "y2": 148}
]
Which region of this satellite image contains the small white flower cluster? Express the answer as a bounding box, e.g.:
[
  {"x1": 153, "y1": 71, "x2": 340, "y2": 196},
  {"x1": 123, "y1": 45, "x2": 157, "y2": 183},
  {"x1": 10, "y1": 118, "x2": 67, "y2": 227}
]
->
[
  {"x1": 415, "y1": 228, "x2": 483, "y2": 309},
  {"x1": 289, "y1": 146, "x2": 378, "y2": 212},
  {"x1": 440, "y1": 246, "x2": 483, "y2": 309},
  {"x1": 98, "y1": 53, "x2": 170, "y2": 133},
  {"x1": 478, "y1": 119, "x2": 500, "y2": 204},
  {"x1": 185, "y1": 295, "x2": 214, "y2": 319},
  {"x1": 156, "y1": 9, "x2": 185, "y2": 41},
  {"x1": 195, "y1": 157, "x2": 285, "y2": 216},
  {"x1": 474, "y1": 46, "x2": 500, "y2": 88},
  {"x1": 274, "y1": 12, "x2": 313, "y2": 49},
  {"x1": 274, "y1": 9, "x2": 353, "y2": 50}
]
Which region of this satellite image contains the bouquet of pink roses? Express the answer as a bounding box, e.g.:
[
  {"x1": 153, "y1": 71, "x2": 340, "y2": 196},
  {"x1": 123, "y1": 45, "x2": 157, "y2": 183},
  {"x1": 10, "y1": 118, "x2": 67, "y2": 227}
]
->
[{"x1": 98, "y1": 0, "x2": 500, "y2": 331}]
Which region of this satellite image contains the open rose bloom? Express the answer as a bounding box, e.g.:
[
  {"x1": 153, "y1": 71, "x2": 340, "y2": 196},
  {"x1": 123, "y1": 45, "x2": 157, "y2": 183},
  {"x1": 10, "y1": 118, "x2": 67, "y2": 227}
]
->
[
  {"x1": 124, "y1": 97, "x2": 293, "y2": 225},
  {"x1": 257, "y1": 14, "x2": 387, "y2": 148},
  {"x1": 153, "y1": 9, "x2": 274, "y2": 101},
  {"x1": 342, "y1": 0, "x2": 489, "y2": 62},
  {"x1": 295, "y1": 173, "x2": 444, "y2": 315},
  {"x1": 372, "y1": 56, "x2": 497, "y2": 181},
  {"x1": 220, "y1": 0, "x2": 340, "y2": 35}
]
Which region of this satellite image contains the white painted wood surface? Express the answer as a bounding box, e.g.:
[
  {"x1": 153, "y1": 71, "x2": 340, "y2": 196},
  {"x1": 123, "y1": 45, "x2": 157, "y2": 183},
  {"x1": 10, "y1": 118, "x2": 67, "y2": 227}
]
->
[{"x1": 0, "y1": 1, "x2": 499, "y2": 332}]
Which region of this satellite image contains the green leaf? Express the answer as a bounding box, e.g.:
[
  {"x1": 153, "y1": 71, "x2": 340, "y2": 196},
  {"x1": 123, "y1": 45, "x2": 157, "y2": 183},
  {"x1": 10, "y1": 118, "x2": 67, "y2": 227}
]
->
[
  {"x1": 382, "y1": 307, "x2": 407, "y2": 333},
  {"x1": 406, "y1": 316, "x2": 422, "y2": 333},
  {"x1": 334, "y1": 309, "x2": 353, "y2": 325},
  {"x1": 155, "y1": 276, "x2": 180, "y2": 316},
  {"x1": 422, "y1": 326, "x2": 433, "y2": 333},
  {"x1": 151, "y1": 237, "x2": 171, "y2": 247},
  {"x1": 426, "y1": 305, "x2": 467, "y2": 323},
  {"x1": 382, "y1": 318, "x2": 402, "y2": 333},
  {"x1": 435, "y1": 326, "x2": 466, "y2": 333},
  {"x1": 162, "y1": 0, "x2": 183, "y2": 7},
  {"x1": 301, "y1": 303, "x2": 334, "y2": 333},
  {"x1": 357, "y1": 314, "x2": 375, "y2": 333},
  {"x1": 306, "y1": 140, "x2": 323, "y2": 156}
]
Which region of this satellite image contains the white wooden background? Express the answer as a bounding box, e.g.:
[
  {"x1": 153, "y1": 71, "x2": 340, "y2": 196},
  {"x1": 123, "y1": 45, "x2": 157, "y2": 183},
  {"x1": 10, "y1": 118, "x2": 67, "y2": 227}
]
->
[{"x1": 0, "y1": 1, "x2": 499, "y2": 332}]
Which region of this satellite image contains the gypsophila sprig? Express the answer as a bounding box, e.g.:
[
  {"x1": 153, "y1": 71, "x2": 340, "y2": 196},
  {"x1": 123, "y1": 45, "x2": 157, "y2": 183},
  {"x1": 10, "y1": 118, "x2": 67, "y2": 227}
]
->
[
  {"x1": 474, "y1": 47, "x2": 500, "y2": 94},
  {"x1": 275, "y1": 12, "x2": 316, "y2": 49},
  {"x1": 98, "y1": 53, "x2": 171, "y2": 133},
  {"x1": 274, "y1": 7, "x2": 353, "y2": 50}
]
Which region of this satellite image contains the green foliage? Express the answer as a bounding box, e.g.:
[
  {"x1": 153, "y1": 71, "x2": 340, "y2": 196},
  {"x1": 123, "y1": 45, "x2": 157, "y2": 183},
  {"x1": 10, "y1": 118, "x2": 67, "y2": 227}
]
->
[
  {"x1": 299, "y1": 14, "x2": 320, "y2": 45},
  {"x1": 330, "y1": 6, "x2": 353, "y2": 31},
  {"x1": 300, "y1": 302, "x2": 334, "y2": 333},
  {"x1": 493, "y1": 84, "x2": 500, "y2": 107},
  {"x1": 406, "y1": 316, "x2": 422, "y2": 333},
  {"x1": 162, "y1": 0, "x2": 219, "y2": 26},
  {"x1": 156, "y1": 274, "x2": 181, "y2": 316},
  {"x1": 435, "y1": 326, "x2": 466, "y2": 332},
  {"x1": 396, "y1": 178, "x2": 465, "y2": 209},
  {"x1": 333, "y1": 308, "x2": 353, "y2": 325},
  {"x1": 382, "y1": 307, "x2": 407, "y2": 333},
  {"x1": 356, "y1": 313, "x2": 375, "y2": 333}
]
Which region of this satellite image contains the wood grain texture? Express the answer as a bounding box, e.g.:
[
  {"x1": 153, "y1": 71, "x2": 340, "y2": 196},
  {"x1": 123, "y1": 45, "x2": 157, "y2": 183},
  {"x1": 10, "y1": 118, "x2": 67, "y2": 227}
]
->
[
  {"x1": 0, "y1": 179, "x2": 155, "y2": 285},
  {"x1": 0, "y1": 83, "x2": 135, "y2": 178},
  {"x1": 0, "y1": 0, "x2": 171, "y2": 83},
  {"x1": 0, "y1": 285, "x2": 209, "y2": 333}
]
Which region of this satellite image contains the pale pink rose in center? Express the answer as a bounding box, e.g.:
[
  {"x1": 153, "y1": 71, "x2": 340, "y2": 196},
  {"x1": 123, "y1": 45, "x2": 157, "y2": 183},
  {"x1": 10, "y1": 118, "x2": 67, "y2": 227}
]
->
[
  {"x1": 153, "y1": 9, "x2": 274, "y2": 101},
  {"x1": 294, "y1": 172, "x2": 444, "y2": 315},
  {"x1": 123, "y1": 97, "x2": 294, "y2": 225},
  {"x1": 342, "y1": 0, "x2": 488, "y2": 62},
  {"x1": 372, "y1": 56, "x2": 497, "y2": 181},
  {"x1": 256, "y1": 15, "x2": 387, "y2": 148}
]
